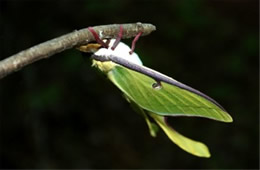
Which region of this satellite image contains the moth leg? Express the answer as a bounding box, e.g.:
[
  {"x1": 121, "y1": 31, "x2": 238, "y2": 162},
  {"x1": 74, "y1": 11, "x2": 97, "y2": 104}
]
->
[
  {"x1": 88, "y1": 27, "x2": 108, "y2": 48},
  {"x1": 129, "y1": 31, "x2": 143, "y2": 54},
  {"x1": 111, "y1": 25, "x2": 123, "y2": 50}
]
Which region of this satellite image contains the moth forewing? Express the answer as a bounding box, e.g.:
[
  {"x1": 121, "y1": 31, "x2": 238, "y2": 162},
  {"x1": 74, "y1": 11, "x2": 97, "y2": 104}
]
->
[
  {"x1": 102, "y1": 54, "x2": 227, "y2": 111},
  {"x1": 107, "y1": 65, "x2": 233, "y2": 122}
]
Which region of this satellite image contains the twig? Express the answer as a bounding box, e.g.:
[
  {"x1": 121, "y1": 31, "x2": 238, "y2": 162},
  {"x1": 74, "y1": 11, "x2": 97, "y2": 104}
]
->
[{"x1": 0, "y1": 22, "x2": 156, "y2": 79}]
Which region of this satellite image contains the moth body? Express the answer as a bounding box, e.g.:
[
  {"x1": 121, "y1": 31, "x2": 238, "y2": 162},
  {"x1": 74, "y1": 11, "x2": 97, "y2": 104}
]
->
[{"x1": 95, "y1": 39, "x2": 143, "y2": 65}]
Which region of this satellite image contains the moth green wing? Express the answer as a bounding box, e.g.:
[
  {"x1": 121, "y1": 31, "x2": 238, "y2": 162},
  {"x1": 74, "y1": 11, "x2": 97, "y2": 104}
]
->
[
  {"x1": 108, "y1": 65, "x2": 233, "y2": 122},
  {"x1": 149, "y1": 112, "x2": 211, "y2": 158},
  {"x1": 125, "y1": 96, "x2": 210, "y2": 157}
]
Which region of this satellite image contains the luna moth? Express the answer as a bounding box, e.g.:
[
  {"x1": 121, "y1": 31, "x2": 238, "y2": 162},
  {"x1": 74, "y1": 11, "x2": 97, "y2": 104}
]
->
[{"x1": 78, "y1": 26, "x2": 233, "y2": 158}]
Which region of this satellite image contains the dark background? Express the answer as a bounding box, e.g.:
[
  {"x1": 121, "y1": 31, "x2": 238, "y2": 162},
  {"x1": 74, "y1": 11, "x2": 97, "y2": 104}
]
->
[{"x1": 0, "y1": 0, "x2": 259, "y2": 169}]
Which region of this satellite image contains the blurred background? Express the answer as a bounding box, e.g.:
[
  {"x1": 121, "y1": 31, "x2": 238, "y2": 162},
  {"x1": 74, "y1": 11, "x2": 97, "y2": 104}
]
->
[{"x1": 0, "y1": 0, "x2": 259, "y2": 169}]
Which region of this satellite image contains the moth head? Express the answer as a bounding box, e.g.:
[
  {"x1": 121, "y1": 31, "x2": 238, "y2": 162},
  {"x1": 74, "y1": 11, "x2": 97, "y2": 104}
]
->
[
  {"x1": 77, "y1": 43, "x2": 102, "y2": 53},
  {"x1": 77, "y1": 40, "x2": 114, "y2": 72}
]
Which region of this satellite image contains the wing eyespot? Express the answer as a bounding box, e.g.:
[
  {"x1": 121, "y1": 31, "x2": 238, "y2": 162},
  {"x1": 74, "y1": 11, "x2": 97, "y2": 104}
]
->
[{"x1": 152, "y1": 81, "x2": 162, "y2": 90}]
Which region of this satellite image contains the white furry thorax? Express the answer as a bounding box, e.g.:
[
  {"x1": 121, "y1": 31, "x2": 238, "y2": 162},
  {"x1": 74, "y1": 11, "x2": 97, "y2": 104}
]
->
[{"x1": 92, "y1": 39, "x2": 143, "y2": 73}]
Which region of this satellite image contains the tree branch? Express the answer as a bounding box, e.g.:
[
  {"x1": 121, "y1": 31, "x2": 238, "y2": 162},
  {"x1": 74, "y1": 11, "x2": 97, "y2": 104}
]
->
[{"x1": 0, "y1": 22, "x2": 156, "y2": 79}]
